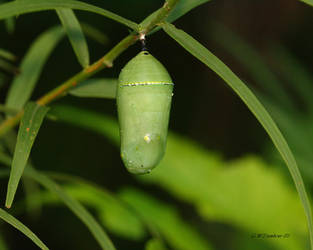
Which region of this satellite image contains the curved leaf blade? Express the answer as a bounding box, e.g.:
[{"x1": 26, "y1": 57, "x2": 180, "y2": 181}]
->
[
  {"x1": 300, "y1": 0, "x2": 313, "y2": 7},
  {"x1": 167, "y1": 0, "x2": 211, "y2": 23},
  {"x1": 5, "y1": 26, "x2": 65, "y2": 110},
  {"x1": 143, "y1": 0, "x2": 211, "y2": 35},
  {"x1": 81, "y1": 23, "x2": 109, "y2": 45},
  {"x1": 210, "y1": 23, "x2": 293, "y2": 109},
  {"x1": 0, "y1": 0, "x2": 138, "y2": 31},
  {"x1": 6, "y1": 102, "x2": 48, "y2": 208},
  {"x1": 161, "y1": 22, "x2": 313, "y2": 249},
  {"x1": 0, "y1": 153, "x2": 116, "y2": 250},
  {"x1": 69, "y1": 78, "x2": 117, "y2": 99},
  {"x1": 56, "y1": 8, "x2": 90, "y2": 68},
  {"x1": 0, "y1": 48, "x2": 17, "y2": 62},
  {"x1": 25, "y1": 169, "x2": 116, "y2": 250},
  {"x1": 0, "y1": 208, "x2": 49, "y2": 250},
  {"x1": 119, "y1": 188, "x2": 214, "y2": 250}
]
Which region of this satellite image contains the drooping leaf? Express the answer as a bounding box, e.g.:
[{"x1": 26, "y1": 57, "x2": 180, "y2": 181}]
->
[
  {"x1": 69, "y1": 78, "x2": 117, "y2": 99},
  {"x1": 4, "y1": 17, "x2": 15, "y2": 34},
  {"x1": 5, "y1": 26, "x2": 65, "y2": 110},
  {"x1": 0, "y1": 48, "x2": 17, "y2": 61},
  {"x1": 25, "y1": 169, "x2": 116, "y2": 250},
  {"x1": 161, "y1": 22, "x2": 313, "y2": 249},
  {"x1": 210, "y1": 23, "x2": 293, "y2": 109},
  {"x1": 6, "y1": 102, "x2": 48, "y2": 208},
  {"x1": 269, "y1": 44, "x2": 313, "y2": 110},
  {"x1": 0, "y1": 0, "x2": 138, "y2": 30},
  {"x1": 56, "y1": 8, "x2": 90, "y2": 68},
  {"x1": 142, "y1": 0, "x2": 211, "y2": 35},
  {"x1": 81, "y1": 23, "x2": 109, "y2": 45},
  {"x1": 0, "y1": 58, "x2": 18, "y2": 74},
  {"x1": 0, "y1": 207, "x2": 49, "y2": 250},
  {"x1": 23, "y1": 179, "x2": 146, "y2": 240},
  {"x1": 119, "y1": 188, "x2": 214, "y2": 250},
  {"x1": 0, "y1": 152, "x2": 116, "y2": 250},
  {"x1": 50, "y1": 105, "x2": 119, "y2": 145},
  {"x1": 167, "y1": 0, "x2": 211, "y2": 23}
]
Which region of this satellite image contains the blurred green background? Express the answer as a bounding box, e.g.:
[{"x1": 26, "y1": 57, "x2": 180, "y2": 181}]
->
[{"x1": 1, "y1": 0, "x2": 313, "y2": 249}]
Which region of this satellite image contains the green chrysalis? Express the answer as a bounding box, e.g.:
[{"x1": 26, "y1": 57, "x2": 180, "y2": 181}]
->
[{"x1": 117, "y1": 51, "x2": 174, "y2": 174}]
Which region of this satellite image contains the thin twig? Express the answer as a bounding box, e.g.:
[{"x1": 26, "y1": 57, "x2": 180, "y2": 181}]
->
[{"x1": 0, "y1": 0, "x2": 180, "y2": 138}]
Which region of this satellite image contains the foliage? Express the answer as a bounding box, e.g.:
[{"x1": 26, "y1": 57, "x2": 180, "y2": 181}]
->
[{"x1": 0, "y1": 0, "x2": 312, "y2": 249}]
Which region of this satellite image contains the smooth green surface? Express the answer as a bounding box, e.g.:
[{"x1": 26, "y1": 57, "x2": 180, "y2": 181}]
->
[
  {"x1": 0, "y1": 208, "x2": 49, "y2": 250},
  {"x1": 69, "y1": 78, "x2": 117, "y2": 99},
  {"x1": 162, "y1": 22, "x2": 312, "y2": 249},
  {"x1": 5, "y1": 26, "x2": 65, "y2": 110},
  {"x1": 6, "y1": 102, "x2": 48, "y2": 208},
  {"x1": 117, "y1": 51, "x2": 173, "y2": 174},
  {"x1": 118, "y1": 51, "x2": 173, "y2": 84},
  {"x1": 56, "y1": 8, "x2": 90, "y2": 68},
  {"x1": 0, "y1": 0, "x2": 138, "y2": 30}
]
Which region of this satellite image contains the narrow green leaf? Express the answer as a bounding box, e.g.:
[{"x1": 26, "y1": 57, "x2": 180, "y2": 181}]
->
[
  {"x1": 0, "y1": 48, "x2": 17, "y2": 61},
  {"x1": 167, "y1": 0, "x2": 211, "y2": 23},
  {"x1": 0, "y1": 104, "x2": 19, "y2": 116},
  {"x1": 25, "y1": 169, "x2": 116, "y2": 250},
  {"x1": 56, "y1": 8, "x2": 90, "y2": 68},
  {"x1": 143, "y1": 0, "x2": 211, "y2": 35},
  {"x1": 119, "y1": 188, "x2": 214, "y2": 250},
  {"x1": 0, "y1": 153, "x2": 116, "y2": 250},
  {"x1": 210, "y1": 23, "x2": 293, "y2": 109},
  {"x1": 81, "y1": 23, "x2": 109, "y2": 45},
  {"x1": 0, "y1": 58, "x2": 18, "y2": 74},
  {"x1": 50, "y1": 105, "x2": 119, "y2": 145},
  {"x1": 300, "y1": 0, "x2": 313, "y2": 7},
  {"x1": 0, "y1": 232, "x2": 8, "y2": 250},
  {"x1": 6, "y1": 102, "x2": 48, "y2": 208},
  {"x1": 69, "y1": 78, "x2": 117, "y2": 99},
  {"x1": 145, "y1": 239, "x2": 168, "y2": 250},
  {"x1": 5, "y1": 26, "x2": 65, "y2": 110},
  {"x1": 0, "y1": 208, "x2": 49, "y2": 250},
  {"x1": 162, "y1": 22, "x2": 313, "y2": 249},
  {"x1": 0, "y1": 0, "x2": 138, "y2": 31},
  {"x1": 4, "y1": 17, "x2": 15, "y2": 34},
  {"x1": 25, "y1": 178, "x2": 146, "y2": 240},
  {"x1": 269, "y1": 44, "x2": 313, "y2": 110}
]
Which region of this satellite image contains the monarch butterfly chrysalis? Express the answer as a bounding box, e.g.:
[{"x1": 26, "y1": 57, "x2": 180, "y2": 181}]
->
[{"x1": 116, "y1": 51, "x2": 174, "y2": 174}]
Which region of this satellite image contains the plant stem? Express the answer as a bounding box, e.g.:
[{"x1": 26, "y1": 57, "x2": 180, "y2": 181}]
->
[{"x1": 0, "y1": 0, "x2": 180, "y2": 138}]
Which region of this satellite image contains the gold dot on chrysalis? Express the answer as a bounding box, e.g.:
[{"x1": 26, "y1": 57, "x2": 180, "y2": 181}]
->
[{"x1": 144, "y1": 134, "x2": 151, "y2": 143}]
